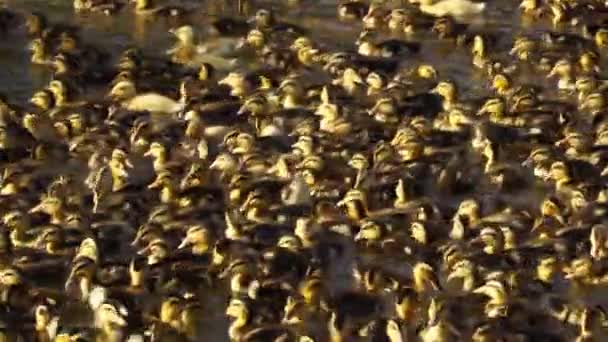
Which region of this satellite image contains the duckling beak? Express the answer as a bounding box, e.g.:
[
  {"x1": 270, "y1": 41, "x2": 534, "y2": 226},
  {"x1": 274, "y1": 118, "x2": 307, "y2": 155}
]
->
[
  {"x1": 521, "y1": 156, "x2": 533, "y2": 168},
  {"x1": 29, "y1": 203, "x2": 44, "y2": 214},
  {"x1": 137, "y1": 245, "x2": 151, "y2": 256},
  {"x1": 476, "y1": 105, "x2": 488, "y2": 116},
  {"x1": 237, "y1": 105, "x2": 249, "y2": 116},
  {"x1": 178, "y1": 237, "x2": 191, "y2": 249},
  {"x1": 354, "y1": 231, "x2": 365, "y2": 242}
]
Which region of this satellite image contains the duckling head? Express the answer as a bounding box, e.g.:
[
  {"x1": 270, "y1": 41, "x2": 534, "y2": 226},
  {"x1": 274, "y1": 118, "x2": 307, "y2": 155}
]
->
[
  {"x1": 170, "y1": 25, "x2": 195, "y2": 45},
  {"x1": 108, "y1": 80, "x2": 137, "y2": 101},
  {"x1": 579, "y1": 51, "x2": 599, "y2": 74},
  {"x1": 29, "y1": 90, "x2": 53, "y2": 112},
  {"x1": 95, "y1": 303, "x2": 127, "y2": 332},
  {"x1": 536, "y1": 256, "x2": 557, "y2": 283},
  {"x1": 369, "y1": 97, "x2": 398, "y2": 123},
  {"x1": 251, "y1": 9, "x2": 275, "y2": 28},
  {"x1": 580, "y1": 92, "x2": 605, "y2": 113},
  {"x1": 472, "y1": 35, "x2": 486, "y2": 57},
  {"x1": 138, "y1": 238, "x2": 168, "y2": 265},
  {"x1": 296, "y1": 46, "x2": 321, "y2": 66},
  {"x1": 29, "y1": 38, "x2": 48, "y2": 62},
  {"x1": 219, "y1": 72, "x2": 249, "y2": 97},
  {"x1": 178, "y1": 225, "x2": 212, "y2": 255},
  {"x1": 595, "y1": 28, "x2": 608, "y2": 48},
  {"x1": 210, "y1": 153, "x2": 238, "y2": 174},
  {"x1": 519, "y1": 0, "x2": 538, "y2": 14},
  {"x1": 35, "y1": 304, "x2": 57, "y2": 337},
  {"x1": 510, "y1": 37, "x2": 535, "y2": 60},
  {"x1": 548, "y1": 58, "x2": 572, "y2": 80},
  {"x1": 338, "y1": 189, "x2": 369, "y2": 221},
  {"x1": 431, "y1": 81, "x2": 457, "y2": 105},
  {"x1": 47, "y1": 79, "x2": 69, "y2": 102},
  {"x1": 0, "y1": 267, "x2": 22, "y2": 286},
  {"x1": 51, "y1": 54, "x2": 71, "y2": 75},
  {"x1": 277, "y1": 235, "x2": 302, "y2": 252},
  {"x1": 412, "y1": 262, "x2": 440, "y2": 293},
  {"x1": 446, "y1": 259, "x2": 476, "y2": 291},
  {"x1": 30, "y1": 193, "x2": 63, "y2": 217},
  {"x1": 238, "y1": 95, "x2": 269, "y2": 117},
  {"x1": 244, "y1": 29, "x2": 266, "y2": 49},
  {"x1": 456, "y1": 199, "x2": 480, "y2": 226},
  {"x1": 226, "y1": 298, "x2": 250, "y2": 322},
  {"x1": 292, "y1": 135, "x2": 314, "y2": 157},
  {"x1": 198, "y1": 63, "x2": 215, "y2": 81},
  {"x1": 354, "y1": 220, "x2": 383, "y2": 245},
  {"x1": 159, "y1": 296, "x2": 181, "y2": 326},
  {"x1": 143, "y1": 141, "x2": 166, "y2": 160}
]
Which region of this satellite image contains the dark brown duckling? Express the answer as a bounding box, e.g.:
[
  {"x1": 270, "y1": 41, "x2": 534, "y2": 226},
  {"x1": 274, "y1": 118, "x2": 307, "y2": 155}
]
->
[
  {"x1": 337, "y1": 0, "x2": 369, "y2": 21},
  {"x1": 357, "y1": 31, "x2": 421, "y2": 58}
]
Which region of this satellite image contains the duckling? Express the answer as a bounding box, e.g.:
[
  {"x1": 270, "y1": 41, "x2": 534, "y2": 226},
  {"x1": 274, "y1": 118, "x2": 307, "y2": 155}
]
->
[
  {"x1": 92, "y1": 300, "x2": 128, "y2": 342},
  {"x1": 34, "y1": 304, "x2": 59, "y2": 342},
  {"x1": 418, "y1": 298, "x2": 460, "y2": 342},
  {"x1": 547, "y1": 59, "x2": 576, "y2": 91},
  {"x1": 314, "y1": 90, "x2": 353, "y2": 136},
  {"x1": 361, "y1": 3, "x2": 389, "y2": 30},
  {"x1": 168, "y1": 25, "x2": 238, "y2": 70},
  {"x1": 29, "y1": 38, "x2": 52, "y2": 65},
  {"x1": 250, "y1": 8, "x2": 305, "y2": 34},
  {"x1": 357, "y1": 32, "x2": 420, "y2": 59},
  {"x1": 332, "y1": 68, "x2": 366, "y2": 97},
  {"x1": 177, "y1": 224, "x2": 212, "y2": 256},
  {"x1": 338, "y1": 0, "x2": 369, "y2": 21},
  {"x1": 413, "y1": 0, "x2": 486, "y2": 22},
  {"x1": 108, "y1": 80, "x2": 185, "y2": 115},
  {"x1": 431, "y1": 80, "x2": 470, "y2": 112},
  {"x1": 64, "y1": 238, "x2": 98, "y2": 302}
]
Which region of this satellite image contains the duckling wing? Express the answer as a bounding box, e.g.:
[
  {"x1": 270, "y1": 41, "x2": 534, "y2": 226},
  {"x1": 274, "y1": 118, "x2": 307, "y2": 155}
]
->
[{"x1": 125, "y1": 93, "x2": 185, "y2": 114}]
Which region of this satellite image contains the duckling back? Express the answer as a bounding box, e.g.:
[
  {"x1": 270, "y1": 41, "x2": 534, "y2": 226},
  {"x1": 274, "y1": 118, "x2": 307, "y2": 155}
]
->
[
  {"x1": 125, "y1": 93, "x2": 185, "y2": 114},
  {"x1": 420, "y1": 0, "x2": 486, "y2": 19}
]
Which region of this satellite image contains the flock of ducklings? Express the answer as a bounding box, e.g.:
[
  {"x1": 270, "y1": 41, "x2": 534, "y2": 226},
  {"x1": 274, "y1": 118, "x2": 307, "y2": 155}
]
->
[{"x1": 4, "y1": 0, "x2": 608, "y2": 341}]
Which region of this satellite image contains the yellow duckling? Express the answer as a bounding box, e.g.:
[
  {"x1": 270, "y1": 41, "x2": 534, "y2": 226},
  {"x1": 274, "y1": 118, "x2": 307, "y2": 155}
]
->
[
  {"x1": 412, "y1": 0, "x2": 485, "y2": 22},
  {"x1": 29, "y1": 38, "x2": 52, "y2": 65},
  {"x1": 178, "y1": 224, "x2": 212, "y2": 255},
  {"x1": 35, "y1": 304, "x2": 59, "y2": 342},
  {"x1": 314, "y1": 87, "x2": 352, "y2": 136},
  {"x1": 65, "y1": 237, "x2": 98, "y2": 301},
  {"x1": 93, "y1": 302, "x2": 128, "y2": 342},
  {"x1": 108, "y1": 80, "x2": 186, "y2": 115},
  {"x1": 29, "y1": 193, "x2": 69, "y2": 225}
]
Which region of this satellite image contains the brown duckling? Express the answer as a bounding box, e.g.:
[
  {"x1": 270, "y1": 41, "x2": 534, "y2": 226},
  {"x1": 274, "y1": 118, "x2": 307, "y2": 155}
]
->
[{"x1": 338, "y1": 0, "x2": 369, "y2": 21}]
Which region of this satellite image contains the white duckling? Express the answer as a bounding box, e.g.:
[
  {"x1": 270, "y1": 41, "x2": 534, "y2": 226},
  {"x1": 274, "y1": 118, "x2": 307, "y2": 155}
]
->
[
  {"x1": 411, "y1": 0, "x2": 485, "y2": 22},
  {"x1": 108, "y1": 80, "x2": 186, "y2": 115},
  {"x1": 168, "y1": 25, "x2": 238, "y2": 70}
]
